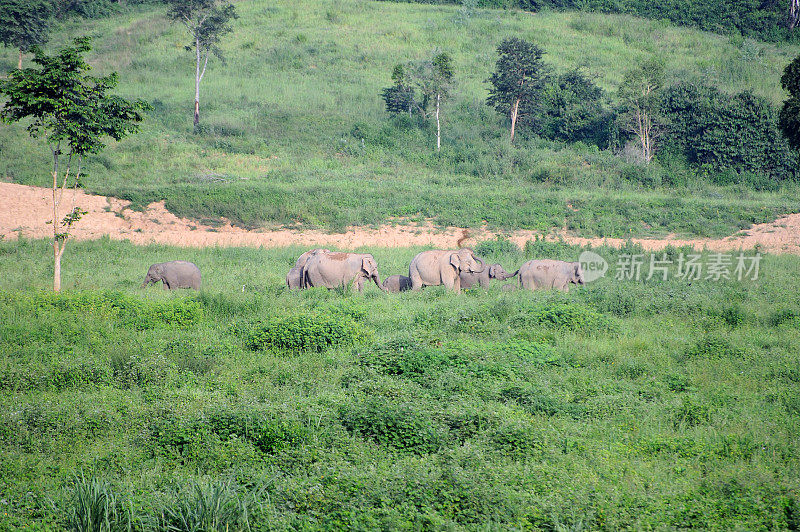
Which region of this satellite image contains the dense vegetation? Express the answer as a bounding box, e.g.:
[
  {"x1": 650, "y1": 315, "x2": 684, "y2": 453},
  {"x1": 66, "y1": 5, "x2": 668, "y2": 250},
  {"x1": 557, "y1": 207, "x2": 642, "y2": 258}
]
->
[
  {"x1": 1, "y1": 237, "x2": 799, "y2": 528},
  {"x1": 1, "y1": 0, "x2": 799, "y2": 237}
]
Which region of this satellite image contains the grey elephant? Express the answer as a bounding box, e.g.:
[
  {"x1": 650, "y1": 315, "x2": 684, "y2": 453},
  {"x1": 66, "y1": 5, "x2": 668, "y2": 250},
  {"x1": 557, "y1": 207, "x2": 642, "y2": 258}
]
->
[
  {"x1": 286, "y1": 248, "x2": 330, "y2": 289},
  {"x1": 408, "y1": 248, "x2": 485, "y2": 293},
  {"x1": 459, "y1": 262, "x2": 518, "y2": 289},
  {"x1": 383, "y1": 274, "x2": 412, "y2": 293},
  {"x1": 141, "y1": 261, "x2": 201, "y2": 290},
  {"x1": 518, "y1": 259, "x2": 584, "y2": 291},
  {"x1": 301, "y1": 251, "x2": 386, "y2": 292}
]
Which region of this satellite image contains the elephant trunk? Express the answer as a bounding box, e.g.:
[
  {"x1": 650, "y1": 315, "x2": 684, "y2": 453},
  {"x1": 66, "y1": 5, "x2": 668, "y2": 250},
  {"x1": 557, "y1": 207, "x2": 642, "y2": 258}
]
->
[
  {"x1": 372, "y1": 273, "x2": 386, "y2": 292},
  {"x1": 140, "y1": 276, "x2": 152, "y2": 288},
  {"x1": 509, "y1": 269, "x2": 520, "y2": 278}
]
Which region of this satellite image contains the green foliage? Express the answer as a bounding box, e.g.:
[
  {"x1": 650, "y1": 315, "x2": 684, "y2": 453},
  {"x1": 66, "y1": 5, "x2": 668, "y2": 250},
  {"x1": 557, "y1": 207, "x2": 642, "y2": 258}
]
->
[
  {"x1": 0, "y1": 37, "x2": 149, "y2": 156},
  {"x1": 685, "y1": 334, "x2": 742, "y2": 359},
  {"x1": 532, "y1": 69, "x2": 613, "y2": 147},
  {"x1": 157, "y1": 479, "x2": 254, "y2": 532},
  {"x1": 486, "y1": 37, "x2": 548, "y2": 139},
  {"x1": 474, "y1": 237, "x2": 520, "y2": 257},
  {"x1": 388, "y1": 0, "x2": 795, "y2": 42},
  {"x1": 514, "y1": 301, "x2": 616, "y2": 333},
  {"x1": 68, "y1": 474, "x2": 130, "y2": 532},
  {"x1": 149, "y1": 410, "x2": 305, "y2": 460},
  {"x1": 339, "y1": 398, "x2": 442, "y2": 453},
  {"x1": 0, "y1": 0, "x2": 50, "y2": 56},
  {"x1": 1, "y1": 240, "x2": 800, "y2": 528},
  {"x1": 663, "y1": 82, "x2": 798, "y2": 182},
  {"x1": 246, "y1": 314, "x2": 359, "y2": 352},
  {"x1": 780, "y1": 53, "x2": 800, "y2": 151}
]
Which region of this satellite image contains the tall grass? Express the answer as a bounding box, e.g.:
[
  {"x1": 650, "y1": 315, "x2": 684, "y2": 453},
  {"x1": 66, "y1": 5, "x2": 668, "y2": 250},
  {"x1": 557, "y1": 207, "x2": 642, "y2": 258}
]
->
[{"x1": 1, "y1": 238, "x2": 799, "y2": 528}]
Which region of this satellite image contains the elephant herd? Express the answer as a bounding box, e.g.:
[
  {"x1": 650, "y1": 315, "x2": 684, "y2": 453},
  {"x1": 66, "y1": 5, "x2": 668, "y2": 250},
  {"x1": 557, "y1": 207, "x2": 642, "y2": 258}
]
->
[
  {"x1": 140, "y1": 249, "x2": 586, "y2": 293},
  {"x1": 285, "y1": 248, "x2": 586, "y2": 293}
]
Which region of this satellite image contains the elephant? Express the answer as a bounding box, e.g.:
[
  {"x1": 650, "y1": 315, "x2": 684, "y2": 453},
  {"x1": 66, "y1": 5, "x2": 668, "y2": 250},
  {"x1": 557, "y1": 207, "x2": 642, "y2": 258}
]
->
[
  {"x1": 408, "y1": 248, "x2": 485, "y2": 293},
  {"x1": 141, "y1": 261, "x2": 201, "y2": 290},
  {"x1": 383, "y1": 274, "x2": 412, "y2": 293},
  {"x1": 459, "y1": 262, "x2": 518, "y2": 289},
  {"x1": 518, "y1": 259, "x2": 585, "y2": 291},
  {"x1": 301, "y1": 251, "x2": 386, "y2": 292},
  {"x1": 286, "y1": 248, "x2": 330, "y2": 289}
]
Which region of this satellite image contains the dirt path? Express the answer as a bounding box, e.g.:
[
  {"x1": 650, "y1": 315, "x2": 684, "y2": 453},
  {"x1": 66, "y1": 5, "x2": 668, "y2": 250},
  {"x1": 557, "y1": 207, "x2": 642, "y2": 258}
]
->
[{"x1": 2, "y1": 182, "x2": 799, "y2": 253}]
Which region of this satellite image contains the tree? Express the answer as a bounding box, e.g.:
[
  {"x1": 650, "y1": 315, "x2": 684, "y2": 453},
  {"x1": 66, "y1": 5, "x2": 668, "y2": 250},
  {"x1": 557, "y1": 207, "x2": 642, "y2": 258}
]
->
[
  {"x1": 412, "y1": 53, "x2": 454, "y2": 151},
  {"x1": 0, "y1": 0, "x2": 51, "y2": 69},
  {"x1": 486, "y1": 37, "x2": 548, "y2": 143},
  {"x1": 532, "y1": 69, "x2": 612, "y2": 147},
  {"x1": 618, "y1": 58, "x2": 665, "y2": 164},
  {"x1": 381, "y1": 52, "x2": 454, "y2": 151},
  {"x1": 382, "y1": 64, "x2": 416, "y2": 116},
  {"x1": 0, "y1": 38, "x2": 150, "y2": 291},
  {"x1": 779, "y1": 53, "x2": 800, "y2": 150},
  {"x1": 167, "y1": 0, "x2": 237, "y2": 129}
]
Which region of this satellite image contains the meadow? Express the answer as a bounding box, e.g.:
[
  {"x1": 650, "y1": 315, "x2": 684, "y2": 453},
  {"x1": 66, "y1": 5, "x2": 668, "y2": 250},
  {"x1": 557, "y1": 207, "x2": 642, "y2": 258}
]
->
[
  {"x1": 1, "y1": 0, "x2": 799, "y2": 235},
  {"x1": 0, "y1": 237, "x2": 798, "y2": 529}
]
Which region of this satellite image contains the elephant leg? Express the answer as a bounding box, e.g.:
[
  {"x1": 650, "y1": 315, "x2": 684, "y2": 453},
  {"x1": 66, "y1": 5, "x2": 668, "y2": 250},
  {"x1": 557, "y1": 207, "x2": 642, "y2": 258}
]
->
[
  {"x1": 354, "y1": 277, "x2": 364, "y2": 292},
  {"x1": 162, "y1": 280, "x2": 170, "y2": 290},
  {"x1": 410, "y1": 271, "x2": 423, "y2": 291}
]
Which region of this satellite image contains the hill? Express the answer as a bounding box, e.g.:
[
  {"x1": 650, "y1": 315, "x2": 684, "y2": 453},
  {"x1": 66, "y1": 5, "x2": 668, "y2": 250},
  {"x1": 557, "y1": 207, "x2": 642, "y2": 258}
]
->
[{"x1": 0, "y1": 0, "x2": 798, "y2": 236}]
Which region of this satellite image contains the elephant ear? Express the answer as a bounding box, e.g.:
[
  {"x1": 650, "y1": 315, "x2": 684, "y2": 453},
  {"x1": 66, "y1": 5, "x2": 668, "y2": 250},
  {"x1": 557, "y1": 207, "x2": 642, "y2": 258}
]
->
[
  {"x1": 574, "y1": 262, "x2": 584, "y2": 281},
  {"x1": 489, "y1": 264, "x2": 501, "y2": 278},
  {"x1": 362, "y1": 256, "x2": 377, "y2": 276},
  {"x1": 449, "y1": 253, "x2": 462, "y2": 270}
]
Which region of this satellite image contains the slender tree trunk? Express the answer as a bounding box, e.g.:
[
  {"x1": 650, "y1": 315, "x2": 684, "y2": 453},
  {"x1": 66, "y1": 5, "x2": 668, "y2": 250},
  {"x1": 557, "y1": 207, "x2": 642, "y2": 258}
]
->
[
  {"x1": 436, "y1": 93, "x2": 441, "y2": 151},
  {"x1": 510, "y1": 98, "x2": 520, "y2": 143},
  {"x1": 18, "y1": 50, "x2": 22, "y2": 70},
  {"x1": 194, "y1": 36, "x2": 201, "y2": 128},
  {"x1": 52, "y1": 149, "x2": 61, "y2": 292},
  {"x1": 791, "y1": 0, "x2": 800, "y2": 30}
]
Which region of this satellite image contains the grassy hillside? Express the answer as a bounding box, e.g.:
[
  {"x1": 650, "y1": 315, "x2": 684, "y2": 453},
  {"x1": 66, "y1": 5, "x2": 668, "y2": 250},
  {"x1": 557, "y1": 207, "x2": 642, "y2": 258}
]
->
[
  {"x1": 0, "y1": 0, "x2": 798, "y2": 235},
  {"x1": 1, "y1": 237, "x2": 799, "y2": 528}
]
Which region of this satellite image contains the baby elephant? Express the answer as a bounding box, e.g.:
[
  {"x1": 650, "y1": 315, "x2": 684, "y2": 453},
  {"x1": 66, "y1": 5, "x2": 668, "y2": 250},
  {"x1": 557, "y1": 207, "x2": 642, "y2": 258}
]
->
[
  {"x1": 383, "y1": 274, "x2": 412, "y2": 293},
  {"x1": 142, "y1": 261, "x2": 201, "y2": 290},
  {"x1": 459, "y1": 263, "x2": 518, "y2": 289},
  {"x1": 518, "y1": 259, "x2": 584, "y2": 292}
]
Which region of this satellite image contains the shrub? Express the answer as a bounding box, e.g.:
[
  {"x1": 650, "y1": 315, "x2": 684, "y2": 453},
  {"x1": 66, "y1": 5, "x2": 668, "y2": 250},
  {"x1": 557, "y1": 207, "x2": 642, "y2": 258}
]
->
[
  {"x1": 513, "y1": 302, "x2": 616, "y2": 334},
  {"x1": 474, "y1": 237, "x2": 520, "y2": 258},
  {"x1": 339, "y1": 398, "x2": 442, "y2": 454},
  {"x1": 685, "y1": 335, "x2": 742, "y2": 359},
  {"x1": 489, "y1": 419, "x2": 543, "y2": 457},
  {"x1": 246, "y1": 314, "x2": 359, "y2": 352}
]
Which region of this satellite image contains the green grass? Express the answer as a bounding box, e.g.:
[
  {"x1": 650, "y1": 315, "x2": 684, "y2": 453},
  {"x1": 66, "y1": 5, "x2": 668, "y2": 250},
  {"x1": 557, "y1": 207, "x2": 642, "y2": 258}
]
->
[
  {"x1": 0, "y1": 0, "x2": 798, "y2": 236},
  {"x1": 1, "y1": 237, "x2": 799, "y2": 528}
]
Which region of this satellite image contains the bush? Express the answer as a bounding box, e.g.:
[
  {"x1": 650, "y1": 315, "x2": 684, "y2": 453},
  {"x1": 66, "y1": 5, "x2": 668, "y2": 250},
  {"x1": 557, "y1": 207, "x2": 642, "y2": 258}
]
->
[
  {"x1": 339, "y1": 399, "x2": 442, "y2": 454},
  {"x1": 474, "y1": 237, "x2": 520, "y2": 257},
  {"x1": 685, "y1": 335, "x2": 742, "y2": 359},
  {"x1": 660, "y1": 83, "x2": 798, "y2": 183},
  {"x1": 246, "y1": 315, "x2": 359, "y2": 352},
  {"x1": 513, "y1": 302, "x2": 616, "y2": 334}
]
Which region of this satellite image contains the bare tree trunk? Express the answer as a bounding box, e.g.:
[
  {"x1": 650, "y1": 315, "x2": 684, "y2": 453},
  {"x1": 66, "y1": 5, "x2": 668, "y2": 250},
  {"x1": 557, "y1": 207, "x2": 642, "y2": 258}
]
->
[
  {"x1": 52, "y1": 148, "x2": 60, "y2": 292},
  {"x1": 18, "y1": 50, "x2": 22, "y2": 70},
  {"x1": 510, "y1": 98, "x2": 520, "y2": 143},
  {"x1": 194, "y1": 36, "x2": 201, "y2": 128},
  {"x1": 436, "y1": 93, "x2": 441, "y2": 151},
  {"x1": 791, "y1": 0, "x2": 800, "y2": 30}
]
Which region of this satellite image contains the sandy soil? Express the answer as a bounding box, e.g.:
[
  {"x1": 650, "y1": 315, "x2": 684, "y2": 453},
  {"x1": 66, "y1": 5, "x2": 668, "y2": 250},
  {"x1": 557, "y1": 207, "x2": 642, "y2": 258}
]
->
[{"x1": 1, "y1": 182, "x2": 799, "y2": 253}]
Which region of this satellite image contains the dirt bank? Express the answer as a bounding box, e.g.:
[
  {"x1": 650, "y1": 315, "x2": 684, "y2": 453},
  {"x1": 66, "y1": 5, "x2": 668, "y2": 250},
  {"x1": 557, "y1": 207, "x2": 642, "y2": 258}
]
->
[{"x1": 1, "y1": 182, "x2": 799, "y2": 253}]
